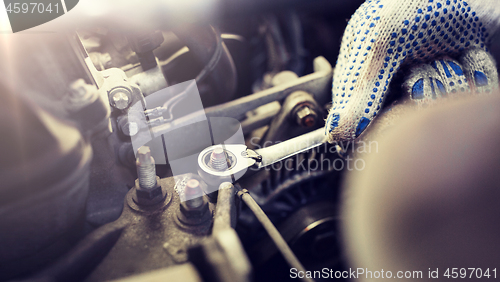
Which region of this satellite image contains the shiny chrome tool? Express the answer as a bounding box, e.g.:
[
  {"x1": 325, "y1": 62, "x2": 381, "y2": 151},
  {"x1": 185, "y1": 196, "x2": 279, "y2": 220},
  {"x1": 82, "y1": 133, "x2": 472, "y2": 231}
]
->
[{"x1": 198, "y1": 128, "x2": 326, "y2": 185}]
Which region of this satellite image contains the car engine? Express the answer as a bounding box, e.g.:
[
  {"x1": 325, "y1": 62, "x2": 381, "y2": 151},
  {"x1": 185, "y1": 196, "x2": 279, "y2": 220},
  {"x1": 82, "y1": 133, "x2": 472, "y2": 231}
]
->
[{"x1": 1, "y1": 0, "x2": 500, "y2": 281}]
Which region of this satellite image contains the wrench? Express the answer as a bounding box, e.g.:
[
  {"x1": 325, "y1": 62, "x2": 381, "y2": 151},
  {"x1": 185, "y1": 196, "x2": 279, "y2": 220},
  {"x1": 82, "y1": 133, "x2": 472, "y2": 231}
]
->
[{"x1": 197, "y1": 128, "x2": 326, "y2": 185}]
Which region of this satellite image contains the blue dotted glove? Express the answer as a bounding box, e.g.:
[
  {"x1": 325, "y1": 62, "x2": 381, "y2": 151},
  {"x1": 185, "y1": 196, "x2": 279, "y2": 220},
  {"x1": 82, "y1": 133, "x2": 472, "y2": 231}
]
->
[
  {"x1": 325, "y1": 0, "x2": 500, "y2": 143},
  {"x1": 403, "y1": 48, "x2": 498, "y2": 103}
]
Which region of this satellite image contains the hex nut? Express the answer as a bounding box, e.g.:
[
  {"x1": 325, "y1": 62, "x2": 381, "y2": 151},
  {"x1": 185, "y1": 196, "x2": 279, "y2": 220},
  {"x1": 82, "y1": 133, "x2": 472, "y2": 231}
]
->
[
  {"x1": 112, "y1": 92, "x2": 130, "y2": 110},
  {"x1": 180, "y1": 197, "x2": 209, "y2": 219},
  {"x1": 122, "y1": 122, "x2": 139, "y2": 136},
  {"x1": 109, "y1": 87, "x2": 132, "y2": 110},
  {"x1": 295, "y1": 105, "x2": 318, "y2": 127},
  {"x1": 117, "y1": 115, "x2": 142, "y2": 137},
  {"x1": 133, "y1": 177, "x2": 165, "y2": 206}
]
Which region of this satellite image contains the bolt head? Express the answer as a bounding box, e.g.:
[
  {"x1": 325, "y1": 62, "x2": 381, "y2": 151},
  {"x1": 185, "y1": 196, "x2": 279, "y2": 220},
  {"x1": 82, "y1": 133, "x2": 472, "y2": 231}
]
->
[
  {"x1": 180, "y1": 197, "x2": 208, "y2": 218},
  {"x1": 208, "y1": 147, "x2": 232, "y2": 171},
  {"x1": 187, "y1": 179, "x2": 199, "y2": 187},
  {"x1": 137, "y1": 146, "x2": 152, "y2": 163},
  {"x1": 122, "y1": 122, "x2": 139, "y2": 136},
  {"x1": 184, "y1": 179, "x2": 204, "y2": 206},
  {"x1": 212, "y1": 147, "x2": 225, "y2": 157},
  {"x1": 296, "y1": 106, "x2": 317, "y2": 127},
  {"x1": 133, "y1": 177, "x2": 165, "y2": 206},
  {"x1": 111, "y1": 90, "x2": 130, "y2": 110},
  {"x1": 69, "y1": 79, "x2": 88, "y2": 97},
  {"x1": 304, "y1": 116, "x2": 316, "y2": 127}
]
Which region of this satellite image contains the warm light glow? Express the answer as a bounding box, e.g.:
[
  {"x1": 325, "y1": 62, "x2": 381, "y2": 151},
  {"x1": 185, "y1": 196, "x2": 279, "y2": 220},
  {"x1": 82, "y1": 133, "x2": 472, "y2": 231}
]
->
[{"x1": 0, "y1": 1, "x2": 13, "y2": 33}]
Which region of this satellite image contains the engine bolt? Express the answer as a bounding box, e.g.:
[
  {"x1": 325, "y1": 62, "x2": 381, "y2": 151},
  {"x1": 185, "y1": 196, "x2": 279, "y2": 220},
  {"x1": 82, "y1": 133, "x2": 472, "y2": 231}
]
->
[
  {"x1": 117, "y1": 115, "x2": 141, "y2": 137},
  {"x1": 296, "y1": 106, "x2": 317, "y2": 127},
  {"x1": 110, "y1": 89, "x2": 130, "y2": 110},
  {"x1": 64, "y1": 79, "x2": 95, "y2": 111},
  {"x1": 136, "y1": 146, "x2": 157, "y2": 189},
  {"x1": 178, "y1": 177, "x2": 209, "y2": 221},
  {"x1": 69, "y1": 79, "x2": 89, "y2": 98},
  {"x1": 184, "y1": 179, "x2": 204, "y2": 209},
  {"x1": 208, "y1": 147, "x2": 230, "y2": 171},
  {"x1": 121, "y1": 121, "x2": 139, "y2": 136}
]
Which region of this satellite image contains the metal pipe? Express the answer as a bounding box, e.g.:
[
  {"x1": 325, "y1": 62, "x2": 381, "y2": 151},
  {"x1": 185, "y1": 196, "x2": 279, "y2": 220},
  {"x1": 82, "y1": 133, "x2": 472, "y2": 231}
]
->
[
  {"x1": 237, "y1": 189, "x2": 315, "y2": 282},
  {"x1": 212, "y1": 182, "x2": 237, "y2": 234}
]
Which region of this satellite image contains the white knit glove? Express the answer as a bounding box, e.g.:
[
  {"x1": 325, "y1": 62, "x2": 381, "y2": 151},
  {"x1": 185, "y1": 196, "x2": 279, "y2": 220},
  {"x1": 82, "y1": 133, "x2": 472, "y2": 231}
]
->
[{"x1": 325, "y1": 0, "x2": 500, "y2": 143}]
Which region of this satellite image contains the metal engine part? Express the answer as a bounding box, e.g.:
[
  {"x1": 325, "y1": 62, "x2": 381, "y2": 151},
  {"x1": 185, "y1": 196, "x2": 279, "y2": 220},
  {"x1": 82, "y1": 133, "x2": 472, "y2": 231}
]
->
[
  {"x1": 0, "y1": 1, "x2": 400, "y2": 282},
  {"x1": 0, "y1": 83, "x2": 93, "y2": 281}
]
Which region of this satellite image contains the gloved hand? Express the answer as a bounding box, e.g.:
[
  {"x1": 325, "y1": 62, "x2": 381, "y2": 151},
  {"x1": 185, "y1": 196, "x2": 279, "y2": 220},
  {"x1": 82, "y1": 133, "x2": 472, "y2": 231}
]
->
[{"x1": 325, "y1": 0, "x2": 500, "y2": 143}]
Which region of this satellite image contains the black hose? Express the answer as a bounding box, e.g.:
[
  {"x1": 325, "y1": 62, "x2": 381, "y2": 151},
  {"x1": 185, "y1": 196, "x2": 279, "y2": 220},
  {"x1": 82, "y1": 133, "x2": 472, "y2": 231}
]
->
[
  {"x1": 172, "y1": 24, "x2": 238, "y2": 102},
  {"x1": 195, "y1": 26, "x2": 223, "y2": 83}
]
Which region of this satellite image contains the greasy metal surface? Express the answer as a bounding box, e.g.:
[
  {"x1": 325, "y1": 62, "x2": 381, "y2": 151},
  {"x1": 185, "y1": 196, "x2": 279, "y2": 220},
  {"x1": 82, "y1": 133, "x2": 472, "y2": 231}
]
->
[
  {"x1": 129, "y1": 64, "x2": 168, "y2": 96},
  {"x1": 111, "y1": 263, "x2": 202, "y2": 282},
  {"x1": 85, "y1": 130, "x2": 136, "y2": 226},
  {"x1": 189, "y1": 229, "x2": 252, "y2": 282},
  {"x1": 212, "y1": 183, "x2": 238, "y2": 234},
  {"x1": 177, "y1": 183, "x2": 251, "y2": 282},
  {"x1": 82, "y1": 175, "x2": 214, "y2": 282}
]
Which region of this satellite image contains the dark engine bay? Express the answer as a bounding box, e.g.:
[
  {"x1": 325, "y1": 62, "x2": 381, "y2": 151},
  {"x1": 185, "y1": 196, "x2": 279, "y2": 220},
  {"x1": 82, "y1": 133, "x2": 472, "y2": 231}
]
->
[{"x1": 1, "y1": 0, "x2": 500, "y2": 281}]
